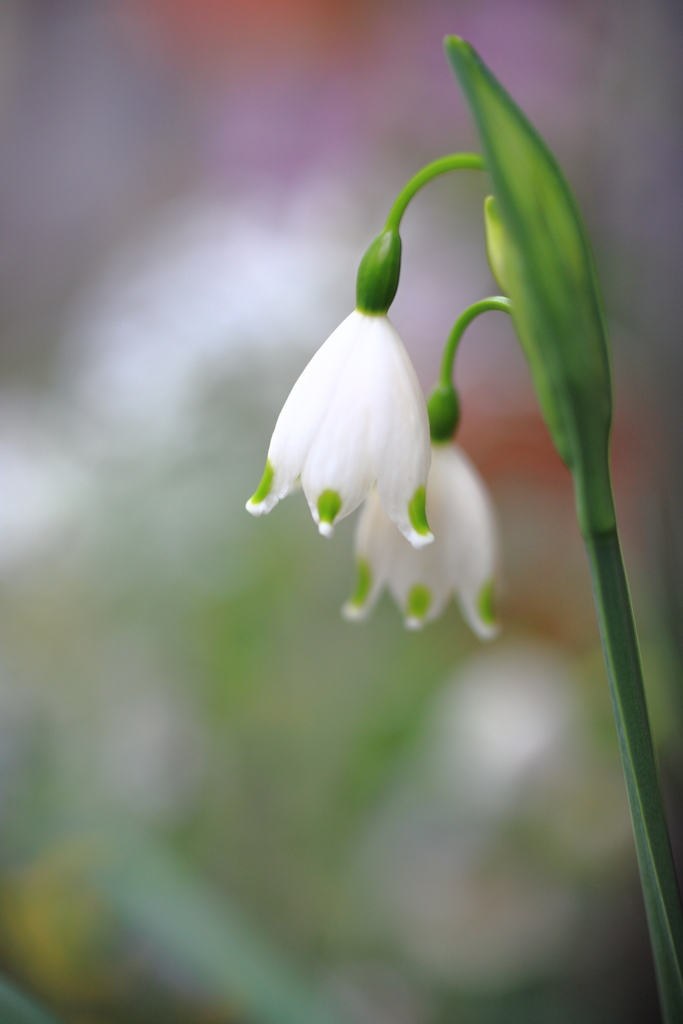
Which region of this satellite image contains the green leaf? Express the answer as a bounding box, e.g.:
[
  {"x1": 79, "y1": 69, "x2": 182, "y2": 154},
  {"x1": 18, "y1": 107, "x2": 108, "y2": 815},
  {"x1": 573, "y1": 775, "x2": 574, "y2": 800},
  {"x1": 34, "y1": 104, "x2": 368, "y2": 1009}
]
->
[
  {"x1": 445, "y1": 36, "x2": 615, "y2": 535},
  {"x1": 96, "y1": 833, "x2": 342, "y2": 1024},
  {"x1": 445, "y1": 37, "x2": 683, "y2": 1023},
  {"x1": 0, "y1": 975, "x2": 64, "y2": 1024}
]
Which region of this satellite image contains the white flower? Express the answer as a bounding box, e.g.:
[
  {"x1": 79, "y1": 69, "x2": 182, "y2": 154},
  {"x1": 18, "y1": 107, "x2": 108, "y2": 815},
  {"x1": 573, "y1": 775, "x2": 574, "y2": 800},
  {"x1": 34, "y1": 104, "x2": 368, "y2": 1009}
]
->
[
  {"x1": 343, "y1": 442, "x2": 500, "y2": 638},
  {"x1": 246, "y1": 310, "x2": 433, "y2": 547}
]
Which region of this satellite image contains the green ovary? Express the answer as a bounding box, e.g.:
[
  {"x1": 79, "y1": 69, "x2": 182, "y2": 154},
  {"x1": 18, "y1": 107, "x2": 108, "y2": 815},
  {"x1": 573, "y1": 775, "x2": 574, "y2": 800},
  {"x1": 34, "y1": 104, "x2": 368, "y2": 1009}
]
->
[
  {"x1": 250, "y1": 460, "x2": 274, "y2": 503},
  {"x1": 348, "y1": 558, "x2": 372, "y2": 608},
  {"x1": 408, "y1": 486, "x2": 430, "y2": 535},
  {"x1": 317, "y1": 489, "x2": 342, "y2": 525},
  {"x1": 477, "y1": 579, "x2": 496, "y2": 626},
  {"x1": 407, "y1": 584, "x2": 432, "y2": 621}
]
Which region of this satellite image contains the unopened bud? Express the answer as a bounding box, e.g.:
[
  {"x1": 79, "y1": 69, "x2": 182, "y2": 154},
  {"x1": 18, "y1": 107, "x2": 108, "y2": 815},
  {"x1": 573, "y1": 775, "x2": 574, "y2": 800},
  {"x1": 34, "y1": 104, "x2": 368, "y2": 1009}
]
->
[{"x1": 483, "y1": 195, "x2": 510, "y2": 294}]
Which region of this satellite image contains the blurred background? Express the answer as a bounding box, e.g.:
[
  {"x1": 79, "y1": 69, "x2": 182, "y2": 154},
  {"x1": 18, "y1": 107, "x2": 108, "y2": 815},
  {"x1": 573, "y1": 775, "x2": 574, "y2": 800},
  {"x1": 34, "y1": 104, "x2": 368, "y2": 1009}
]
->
[{"x1": 0, "y1": 0, "x2": 682, "y2": 1021}]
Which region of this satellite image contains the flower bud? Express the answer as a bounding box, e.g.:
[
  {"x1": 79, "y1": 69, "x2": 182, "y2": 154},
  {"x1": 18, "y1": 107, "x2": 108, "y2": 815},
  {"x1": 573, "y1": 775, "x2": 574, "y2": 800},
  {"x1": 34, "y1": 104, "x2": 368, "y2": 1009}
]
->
[
  {"x1": 483, "y1": 195, "x2": 510, "y2": 294},
  {"x1": 446, "y1": 36, "x2": 615, "y2": 536},
  {"x1": 355, "y1": 229, "x2": 402, "y2": 314}
]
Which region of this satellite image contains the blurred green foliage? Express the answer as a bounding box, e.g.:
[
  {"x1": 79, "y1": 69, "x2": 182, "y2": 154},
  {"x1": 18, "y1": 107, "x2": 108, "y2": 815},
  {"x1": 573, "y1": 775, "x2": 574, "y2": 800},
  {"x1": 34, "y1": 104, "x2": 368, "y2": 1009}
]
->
[{"x1": 0, "y1": 358, "x2": 667, "y2": 1023}]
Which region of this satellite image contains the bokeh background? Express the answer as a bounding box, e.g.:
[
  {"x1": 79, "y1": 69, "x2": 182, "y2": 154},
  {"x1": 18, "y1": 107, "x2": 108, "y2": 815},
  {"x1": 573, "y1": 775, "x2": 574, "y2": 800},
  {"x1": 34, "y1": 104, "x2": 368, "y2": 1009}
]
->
[{"x1": 0, "y1": 1, "x2": 682, "y2": 1022}]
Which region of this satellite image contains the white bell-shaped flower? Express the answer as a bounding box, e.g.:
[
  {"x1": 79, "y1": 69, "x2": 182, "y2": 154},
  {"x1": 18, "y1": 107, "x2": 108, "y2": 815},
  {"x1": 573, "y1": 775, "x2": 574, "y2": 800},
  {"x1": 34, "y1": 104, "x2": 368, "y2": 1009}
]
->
[
  {"x1": 343, "y1": 442, "x2": 499, "y2": 638},
  {"x1": 246, "y1": 310, "x2": 433, "y2": 547}
]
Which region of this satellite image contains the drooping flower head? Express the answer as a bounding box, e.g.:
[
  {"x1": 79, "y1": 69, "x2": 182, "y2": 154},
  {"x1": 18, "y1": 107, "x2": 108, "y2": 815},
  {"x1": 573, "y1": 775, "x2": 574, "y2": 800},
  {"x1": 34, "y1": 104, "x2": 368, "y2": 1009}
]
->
[
  {"x1": 246, "y1": 230, "x2": 433, "y2": 548},
  {"x1": 343, "y1": 442, "x2": 499, "y2": 638},
  {"x1": 342, "y1": 287, "x2": 507, "y2": 638}
]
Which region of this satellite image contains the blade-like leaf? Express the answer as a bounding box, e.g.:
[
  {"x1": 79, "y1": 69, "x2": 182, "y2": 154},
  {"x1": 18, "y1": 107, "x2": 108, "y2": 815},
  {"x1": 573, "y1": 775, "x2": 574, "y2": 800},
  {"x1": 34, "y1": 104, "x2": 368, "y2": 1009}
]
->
[
  {"x1": 0, "y1": 975, "x2": 64, "y2": 1024},
  {"x1": 445, "y1": 36, "x2": 683, "y2": 1024},
  {"x1": 445, "y1": 35, "x2": 614, "y2": 535},
  {"x1": 95, "y1": 833, "x2": 342, "y2": 1024}
]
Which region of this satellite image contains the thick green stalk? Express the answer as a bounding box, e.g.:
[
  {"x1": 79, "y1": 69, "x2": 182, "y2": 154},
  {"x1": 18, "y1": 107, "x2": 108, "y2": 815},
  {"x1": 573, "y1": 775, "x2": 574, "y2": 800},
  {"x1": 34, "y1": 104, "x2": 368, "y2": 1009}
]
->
[
  {"x1": 384, "y1": 153, "x2": 484, "y2": 232},
  {"x1": 584, "y1": 517, "x2": 683, "y2": 1022},
  {"x1": 442, "y1": 35, "x2": 683, "y2": 1016}
]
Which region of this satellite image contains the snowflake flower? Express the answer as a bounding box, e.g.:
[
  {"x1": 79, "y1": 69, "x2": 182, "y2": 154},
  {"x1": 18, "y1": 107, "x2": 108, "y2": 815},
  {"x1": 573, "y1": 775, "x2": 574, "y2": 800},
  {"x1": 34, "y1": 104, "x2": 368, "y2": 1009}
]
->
[
  {"x1": 246, "y1": 309, "x2": 433, "y2": 547},
  {"x1": 343, "y1": 442, "x2": 499, "y2": 638}
]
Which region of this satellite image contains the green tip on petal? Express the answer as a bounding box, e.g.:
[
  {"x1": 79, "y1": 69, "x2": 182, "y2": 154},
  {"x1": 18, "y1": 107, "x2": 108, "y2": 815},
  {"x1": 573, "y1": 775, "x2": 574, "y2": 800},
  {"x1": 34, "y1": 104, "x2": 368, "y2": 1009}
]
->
[
  {"x1": 343, "y1": 558, "x2": 372, "y2": 618},
  {"x1": 477, "y1": 579, "x2": 497, "y2": 628},
  {"x1": 405, "y1": 584, "x2": 432, "y2": 628},
  {"x1": 349, "y1": 557, "x2": 372, "y2": 607},
  {"x1": 249, "y1": 459, "x2": 274, "y2": 505},
  {"x1": 408, "y1": 486, "x2": 430, "y2": 537},
  {"x1": 317, "y1": 489, "x2": 342, "y2": 537}
]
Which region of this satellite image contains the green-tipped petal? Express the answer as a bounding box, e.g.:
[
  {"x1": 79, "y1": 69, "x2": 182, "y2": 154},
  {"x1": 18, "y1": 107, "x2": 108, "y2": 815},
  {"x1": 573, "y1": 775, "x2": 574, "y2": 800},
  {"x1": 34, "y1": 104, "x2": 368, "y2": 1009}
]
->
[
  {"x1": 246, "y1": 460, "x2": 275, "y2": 514},
  {"x1": 408, "y1": 486, "x2": 432, "y2": 545},
  {"x1": 342, "y1": 558, "x2": 373, "y2": 620},
  {"x1": 478, "y1": 579, "x2": 496, "y2": 625},
  {"x1": 475, "y1": 579, "x2": 499, "y2": 640},
  {"x1": 350, "y1": 557, "x2": 372, "y2": 606},
  {"x1": 405, "y1": 584, "x2": 432, "y2": 629},
  {"x1": 317, "y1": 489, "x2": 342, "y2": 538}
]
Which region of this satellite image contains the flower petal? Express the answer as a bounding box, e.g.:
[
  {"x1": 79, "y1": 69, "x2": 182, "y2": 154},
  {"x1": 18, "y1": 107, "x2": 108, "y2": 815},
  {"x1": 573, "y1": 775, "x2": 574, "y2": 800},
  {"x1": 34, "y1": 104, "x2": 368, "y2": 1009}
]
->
[
  {"x1": 429, "y1": 444, "x2": 500, "y2": 639},
  {"x1": 299, "y1": 317, "x2": 377, "y2": 534},
  {"x1": 342, "y1": 487, "x2": 397, "y2": 619},
  {"x1": 385, "y1": 532, "x2": 453, "y2": 629},
  {"x1": 368, "y1": 317, "x2": 433, "y2": 547},
  {"x1": 247, "y1": 311, "x2": 363, "y2": 516},
  {"x1": 343, "y1": 442, "x2": 500, "y2": 637}
]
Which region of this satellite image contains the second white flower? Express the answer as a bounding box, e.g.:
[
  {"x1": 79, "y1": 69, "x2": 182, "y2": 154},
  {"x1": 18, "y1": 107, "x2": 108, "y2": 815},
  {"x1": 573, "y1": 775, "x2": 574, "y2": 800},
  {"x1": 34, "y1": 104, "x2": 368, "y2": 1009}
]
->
[{"x1": 343, "y1": 442, "x2": 500, "y2": 638}]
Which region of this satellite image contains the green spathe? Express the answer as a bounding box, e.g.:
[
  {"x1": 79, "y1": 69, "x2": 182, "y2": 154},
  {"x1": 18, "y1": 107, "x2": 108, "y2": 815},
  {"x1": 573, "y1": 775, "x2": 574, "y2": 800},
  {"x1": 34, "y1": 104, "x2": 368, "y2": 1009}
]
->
[
  {"x1": 445, "y1": 36, "x2": 615, "y2": 536},
  {"x1": 483, "y1": 195, "x2": 509, "y2": 294}
]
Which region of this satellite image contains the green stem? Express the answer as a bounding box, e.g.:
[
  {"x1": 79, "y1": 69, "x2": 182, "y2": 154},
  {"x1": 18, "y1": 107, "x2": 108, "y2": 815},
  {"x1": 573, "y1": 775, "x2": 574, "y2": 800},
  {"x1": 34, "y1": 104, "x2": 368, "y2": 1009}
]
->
[
  {"x1": 428, "y1": 297, "x2": 512, "y2": 442},
  {"x1": 584, "y1": 526, "x2": 683, "y2": 1022},
  {"x1": 384, "y1": 153, "x2": 485, "y2": 232},
  {"x1": 439, "y1": 296, "x2": 511, "y2": 386}
]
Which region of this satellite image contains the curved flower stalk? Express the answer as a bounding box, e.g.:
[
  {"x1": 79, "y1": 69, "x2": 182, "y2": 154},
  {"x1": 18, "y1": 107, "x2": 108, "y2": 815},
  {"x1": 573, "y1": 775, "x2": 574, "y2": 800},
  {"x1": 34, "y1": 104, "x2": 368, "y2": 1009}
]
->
[
  {"x1": 344, "y1": 443, "x2": 499, "y2": 637},
  {"x1": 246, "y1": 309, "x2": 433, "y2": 547},
  {"x1": 246, "y1": 155, "x2": 485, "y2": 547}
]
